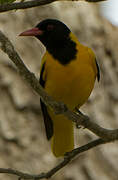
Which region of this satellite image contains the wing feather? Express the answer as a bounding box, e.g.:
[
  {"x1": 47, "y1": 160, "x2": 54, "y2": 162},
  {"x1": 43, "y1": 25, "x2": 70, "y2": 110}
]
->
[
  {"x1": 95, "y1": 59, "x2": 100, "y2": 82},
  {"x1": 39, "y1": 60, "x2": 53, "y2": 140}
]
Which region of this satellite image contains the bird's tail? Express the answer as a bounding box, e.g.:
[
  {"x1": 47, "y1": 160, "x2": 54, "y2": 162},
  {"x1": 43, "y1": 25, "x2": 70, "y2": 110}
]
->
[{"x1": 50, "y1": 113, "x2": 74, "y2": 157}]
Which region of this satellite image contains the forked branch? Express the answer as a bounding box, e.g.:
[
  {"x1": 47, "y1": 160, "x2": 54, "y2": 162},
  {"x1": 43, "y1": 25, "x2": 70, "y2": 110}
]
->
[
  {"x1": 0, "y1": 29, "x2": 116, "y2": 179},
  {"x1": 0, "y1": 138, "x2": 106, "y2": 179}
]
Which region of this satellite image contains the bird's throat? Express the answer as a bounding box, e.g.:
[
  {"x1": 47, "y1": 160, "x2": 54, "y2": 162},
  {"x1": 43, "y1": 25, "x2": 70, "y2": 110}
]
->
[{"x1": 46, "y1": 38, "x2": 77, "y2": 65}]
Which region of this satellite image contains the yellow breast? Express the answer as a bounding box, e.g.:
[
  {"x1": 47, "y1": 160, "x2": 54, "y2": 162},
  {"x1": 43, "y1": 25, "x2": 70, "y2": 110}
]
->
[{"x1": 42, "y1": 38, "x2": 97, "y2": 110}]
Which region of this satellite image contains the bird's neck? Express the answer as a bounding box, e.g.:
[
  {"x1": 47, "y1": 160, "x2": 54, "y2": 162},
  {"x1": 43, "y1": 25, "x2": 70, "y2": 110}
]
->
[{"x1": 46, "y1": 33, "x2": 78, "y2": 65}]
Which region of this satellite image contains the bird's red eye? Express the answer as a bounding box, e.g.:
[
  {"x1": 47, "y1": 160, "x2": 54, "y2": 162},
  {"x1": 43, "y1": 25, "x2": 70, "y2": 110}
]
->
[{"x1": 47, "y1": 25, "x2": 54, "y2": 31}]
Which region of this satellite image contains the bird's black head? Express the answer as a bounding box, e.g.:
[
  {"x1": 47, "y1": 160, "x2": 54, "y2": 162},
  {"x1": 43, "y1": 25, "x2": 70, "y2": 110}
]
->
[
  {"x1": 20, "y1": 19, "x2": 77, "y2": 65},
  {"x1": 35, "y1": 19, "x2": 71, "y2": 48}
]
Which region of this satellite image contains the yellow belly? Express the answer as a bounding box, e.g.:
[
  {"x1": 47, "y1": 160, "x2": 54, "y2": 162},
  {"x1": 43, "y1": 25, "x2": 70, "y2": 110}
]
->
[
  {"x1": 41, "y1": 43, "x2": 97, "y2": 157},
  {"x1": 45, "y1": 61, "x2": 96, "y2": 157},
  {"x1": 45, "y1": 60, "x2": 96, "y2": 110}
]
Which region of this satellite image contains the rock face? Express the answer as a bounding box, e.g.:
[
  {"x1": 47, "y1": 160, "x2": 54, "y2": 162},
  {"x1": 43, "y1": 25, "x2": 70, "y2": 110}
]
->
[{"x1": 0, "y1": 2, "x2": 118, "y2": 180}]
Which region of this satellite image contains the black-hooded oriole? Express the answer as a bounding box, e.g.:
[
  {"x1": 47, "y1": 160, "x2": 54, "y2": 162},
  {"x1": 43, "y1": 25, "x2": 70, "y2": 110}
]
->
[{"x1": 20, "y1": 19, "x2": 100, "y2": 157}]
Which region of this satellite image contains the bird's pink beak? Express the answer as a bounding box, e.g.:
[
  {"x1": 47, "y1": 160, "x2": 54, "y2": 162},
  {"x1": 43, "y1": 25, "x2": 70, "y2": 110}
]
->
[{"x1": 19, "y1": 28, "x2": 43, "y2": 36}]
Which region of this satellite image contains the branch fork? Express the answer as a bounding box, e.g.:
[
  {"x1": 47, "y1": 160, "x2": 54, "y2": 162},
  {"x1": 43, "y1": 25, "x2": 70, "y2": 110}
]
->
[{"x1": 0, "y1": 20, "x2": 116, "y2": 179}]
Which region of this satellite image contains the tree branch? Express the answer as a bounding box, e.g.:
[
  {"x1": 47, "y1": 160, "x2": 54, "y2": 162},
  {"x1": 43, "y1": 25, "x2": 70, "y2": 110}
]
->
[
  {"x1": 0, "y1": 30, "x2": 118, "y2": 141},
  {"x1": 0, "y1": 138, "x2": 106, "y2": 179},
  {"x1": 0, "y1": 0, "x2": 107, "y2": 13},
  {"x1": 0, "y1": 29, "x2": 117, "y2": 179}
]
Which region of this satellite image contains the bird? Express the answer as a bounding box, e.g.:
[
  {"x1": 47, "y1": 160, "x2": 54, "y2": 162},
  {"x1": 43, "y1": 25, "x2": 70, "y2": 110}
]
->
[{"x1": 19, "y1": 19, "x2": 100, "y2": 157}]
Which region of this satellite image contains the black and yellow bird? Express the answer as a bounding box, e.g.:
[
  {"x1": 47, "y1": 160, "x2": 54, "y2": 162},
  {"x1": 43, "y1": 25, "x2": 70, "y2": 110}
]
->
[{"x1": 20, "y1": 19, "x2": 100, "y2": 157}]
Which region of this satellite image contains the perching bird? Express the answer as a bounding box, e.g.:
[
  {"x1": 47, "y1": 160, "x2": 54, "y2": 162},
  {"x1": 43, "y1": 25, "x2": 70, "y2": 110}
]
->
[{"x1": 19, "y1": 19, "x2": 100, "y2": 157}]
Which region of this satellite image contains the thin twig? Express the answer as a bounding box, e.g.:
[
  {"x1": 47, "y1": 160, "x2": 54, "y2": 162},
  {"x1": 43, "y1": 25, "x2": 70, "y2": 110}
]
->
[
  {"x1": 85, "y1": 0, "x2": 106, "y2": 2},
  {"x1": 0, "y1": 0, "x2": 107, "y2": 13},
  {"x1": 0, "y1": 138, "x2": 106, "y2": 179},
  {"x1": 0, "y1": 0, "x2": 56, "y2": 13}
]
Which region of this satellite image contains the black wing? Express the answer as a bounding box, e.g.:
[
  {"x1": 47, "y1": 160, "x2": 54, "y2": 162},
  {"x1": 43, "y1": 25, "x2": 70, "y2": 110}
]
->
[
  {"x1": 95, "y1": 59, "x2": 100, "y2": 82},
  {"x1": 39, "y1": 62, "x2": 53, "y2": 140}
]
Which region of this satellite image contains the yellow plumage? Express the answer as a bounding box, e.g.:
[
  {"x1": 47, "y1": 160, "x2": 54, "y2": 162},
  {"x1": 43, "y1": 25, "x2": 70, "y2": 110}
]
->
[
  {"x1": 41, "y1": 32, "x2": 98, "y2": 157},
  {"x1": 20, "y1": 19, "x2": 99, "y2": 157}
]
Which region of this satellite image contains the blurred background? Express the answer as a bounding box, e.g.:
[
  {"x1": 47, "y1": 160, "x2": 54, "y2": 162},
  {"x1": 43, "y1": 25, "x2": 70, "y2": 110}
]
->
[
  {"x1": 0, "y1": 0, "x2": 118, "y2": 179},
  {"x1": 101, "y1": 0, "x2": 118, "y2": 26}
]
